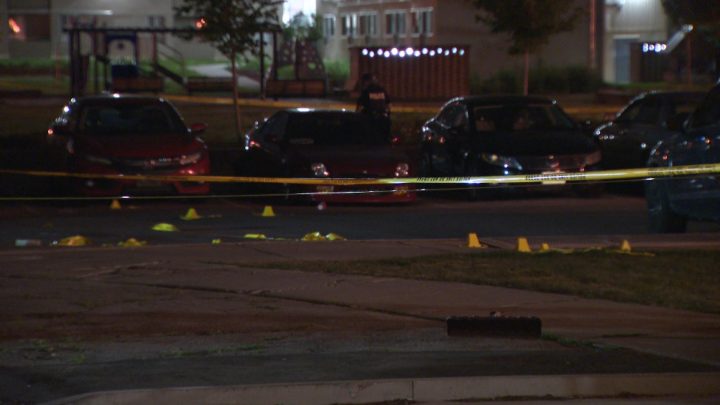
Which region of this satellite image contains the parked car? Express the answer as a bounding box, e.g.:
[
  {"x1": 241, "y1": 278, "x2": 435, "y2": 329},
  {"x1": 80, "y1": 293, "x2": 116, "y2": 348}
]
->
[
  {"x1": 594, "y1": 91, "x2": 704, "y2": 169},
  {"x1": 238, "y1": 109, "x2": 415, "y2": 203},
  {"x1": 45, "y1": 94, "x2": 210, "y2": 196},
  {"x1": 419, "y1": 95, "x2": 602, "y2": 198},
  {"x1": 645, "y1": 83, "x2": 720, "y2": 232}
]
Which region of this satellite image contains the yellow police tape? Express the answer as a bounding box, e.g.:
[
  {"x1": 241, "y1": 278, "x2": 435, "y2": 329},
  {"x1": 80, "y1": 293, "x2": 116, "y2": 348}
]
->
[{"x1": 1, "y1": 163, "x2": 719, "y2": 187}]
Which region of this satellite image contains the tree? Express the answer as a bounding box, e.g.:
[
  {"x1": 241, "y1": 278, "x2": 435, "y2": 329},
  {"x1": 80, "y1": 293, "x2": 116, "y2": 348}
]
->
[
  {"x1": 175, "y1": 0, "x2": 281, "y2": 136},
  {"x1": 468, "y1": 0, "x2": 582, "y2": 95},
  {"x1": 661, "y1": 0, "x2": 720, "y2": 79}
]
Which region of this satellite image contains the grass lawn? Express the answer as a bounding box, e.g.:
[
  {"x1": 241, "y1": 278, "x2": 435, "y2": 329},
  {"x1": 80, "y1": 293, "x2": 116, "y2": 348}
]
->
[{"x1": 240, "y1": 249, "x2": 720, "y2": 315}]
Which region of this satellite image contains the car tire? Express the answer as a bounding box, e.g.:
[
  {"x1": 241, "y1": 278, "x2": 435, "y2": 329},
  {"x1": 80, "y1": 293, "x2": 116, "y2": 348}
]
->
[{"x1": 645, "y1": 179, "x2": 687, "y2": 233}]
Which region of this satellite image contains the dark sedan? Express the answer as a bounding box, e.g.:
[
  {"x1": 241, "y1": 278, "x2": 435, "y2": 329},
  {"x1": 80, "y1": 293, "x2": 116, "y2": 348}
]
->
[
  {"x1": 594, "y1": 91, "x2": 704, "y2": 169},
  {"x1": 238, "y1": 109, "x2": 415, "y2": 203},
  {"x1": 419, "y1": 95, "x2": 602, "y2": 198},
  {"x1": 646, "y1": 83, "x2": 720, "y2": 232},
  {"x1": 45, "y1": 94, "x2": 210, "y2": 196}
]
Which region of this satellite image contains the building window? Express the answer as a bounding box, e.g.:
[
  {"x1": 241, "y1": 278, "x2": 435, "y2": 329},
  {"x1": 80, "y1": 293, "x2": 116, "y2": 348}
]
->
[
  {"x1": 341, "y1": 14, "x2": 356, "y2": 37},
  {"x1": 8, "y1": 14, "x2": 51, "y2": 41},
  {"x1": 358, "y1": 13, "x2": 377, "y2": 37},
  {"x1": 148, "y1": 16, "x2": 166, "y2": 28},
  {"x1": 411, "y1": 8, "x2": 433, "y2": 36},
  {"x1": 323, "y1": 15, "x2": 335, "y2": 37},
  {"x1": 385, "y1": 11, "x2": 406, "y2": 37}
]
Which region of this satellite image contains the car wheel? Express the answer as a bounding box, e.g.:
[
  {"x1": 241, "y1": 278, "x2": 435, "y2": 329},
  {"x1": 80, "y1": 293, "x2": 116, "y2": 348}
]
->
[{"x1": 645, "y1": 179, "x2": 687, "y2": 233}]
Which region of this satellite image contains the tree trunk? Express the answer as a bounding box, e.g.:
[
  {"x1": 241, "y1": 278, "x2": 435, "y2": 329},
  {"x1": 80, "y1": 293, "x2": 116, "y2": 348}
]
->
[
  {"x1": 523, "y1": 49, "x2": 530, "y2": 95},
  {"x1": 231, "y1": 50, "x2": 241, "y2": 137}
]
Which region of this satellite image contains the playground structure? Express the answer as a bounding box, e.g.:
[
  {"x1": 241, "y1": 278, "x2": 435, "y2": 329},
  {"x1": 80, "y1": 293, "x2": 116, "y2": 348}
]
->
[
  {"x1": 64, "y1": 26, "x2": 330, "y2": 99},
  {"x1": 265, "y1": 39, "x2": 328, "y2": 98}
]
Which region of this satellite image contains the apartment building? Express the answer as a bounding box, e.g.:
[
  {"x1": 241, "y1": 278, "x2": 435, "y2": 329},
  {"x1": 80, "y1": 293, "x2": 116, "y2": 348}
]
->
[
  {"x1": 318, "y1": 0, "x2": 598, "y2": 82},
  {"x1": 318, "y1": 0, "x2": 681, "y2": 85},
  {"x1": 603, "y1": 0, "x2": 668, "y2": 84}
]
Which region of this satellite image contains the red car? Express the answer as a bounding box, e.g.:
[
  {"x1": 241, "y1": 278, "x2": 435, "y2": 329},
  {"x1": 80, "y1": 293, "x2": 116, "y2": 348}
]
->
[
  {"x1": 46, "y1": 94, "x2": 210, "y2": 196},
  {"x1": 238, "y1": 109, "x2": 415, "y2": 203}
]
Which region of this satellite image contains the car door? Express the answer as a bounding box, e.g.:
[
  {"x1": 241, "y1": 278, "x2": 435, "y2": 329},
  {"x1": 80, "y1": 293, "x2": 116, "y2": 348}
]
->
[
  {"x1": 667, "y1": 87, "x2": 720, "y2": 220},
  {"x1": 427, "y1": 102, "x2": 470, "y2": 175},
  {"x1": 604, "y1": 97, "x2": 668, "y2": 168}
]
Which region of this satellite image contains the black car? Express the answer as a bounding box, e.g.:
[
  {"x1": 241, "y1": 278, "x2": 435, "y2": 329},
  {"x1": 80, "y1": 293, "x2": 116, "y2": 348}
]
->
[
  {"x1": 238, "y1": 109, "x2": 415, "y2": 203},
  {"x1": 594, "y1": 91, "x2": 704, "y2": 169},
  {"x1": 419, "y1": 95, "x2": 602, "y2": 198},
  {"x1": 645, "y1": 83, "x2": 720, "y2": 233}
]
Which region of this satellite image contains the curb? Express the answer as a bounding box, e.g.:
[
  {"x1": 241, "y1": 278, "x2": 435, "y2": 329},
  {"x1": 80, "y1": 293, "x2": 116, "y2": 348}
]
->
[{"x1": 47, "y1": 372, "x2": 720, "y2": 405}]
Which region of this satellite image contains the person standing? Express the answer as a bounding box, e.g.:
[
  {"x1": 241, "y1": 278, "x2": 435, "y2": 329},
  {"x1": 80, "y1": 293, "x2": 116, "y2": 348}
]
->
[{"x1": 356, "y1": 73, "x2": 391, "y2": 140}]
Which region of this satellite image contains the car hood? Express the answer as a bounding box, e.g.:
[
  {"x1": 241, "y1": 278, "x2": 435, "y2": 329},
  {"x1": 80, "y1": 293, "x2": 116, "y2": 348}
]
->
[
  {"x1": 478, "y1": 129, "x2": 598, "y2": 156},
  {"x1": 288, "y1": 145, "x2": 411, "y2": 176},
  {"x1": 75, "y1": 133, "x2": 205, "y2": 158}
]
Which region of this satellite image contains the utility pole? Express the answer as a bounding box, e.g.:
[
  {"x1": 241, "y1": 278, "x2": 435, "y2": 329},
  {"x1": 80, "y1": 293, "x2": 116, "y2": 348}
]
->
[{"x1": 589, "y1": 0, "x2": 597, "y2": 70}]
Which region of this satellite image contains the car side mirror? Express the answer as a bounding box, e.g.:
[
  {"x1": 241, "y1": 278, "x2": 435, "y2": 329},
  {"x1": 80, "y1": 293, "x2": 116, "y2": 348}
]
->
[
  {"x1": 666, "y1": 112, "x2": 689, "y2": 132},
  {"x1": 189, "y1": 122, "x2": 207, "y2": 135}
]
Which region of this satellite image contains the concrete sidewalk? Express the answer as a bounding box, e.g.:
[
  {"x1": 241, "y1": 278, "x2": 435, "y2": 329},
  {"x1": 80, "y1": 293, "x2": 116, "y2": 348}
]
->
[{"x1": 2, "y1": 239, "x2": 720, "y2": 403}]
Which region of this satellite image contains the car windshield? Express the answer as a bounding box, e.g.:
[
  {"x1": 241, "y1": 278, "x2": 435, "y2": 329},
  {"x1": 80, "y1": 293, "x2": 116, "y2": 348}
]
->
[
  {"x1": 472, "y1": 103, "x2": 575, "y2": 132},
  {"x1": 285, "y1": 113, "x2": 387, "y2": 146},
  {"x1": 79, "y1": 103, "x2": 186, "y2": 136},
  {"x1": 689, "y1": 88, "x2": 720, "y2": 129}
]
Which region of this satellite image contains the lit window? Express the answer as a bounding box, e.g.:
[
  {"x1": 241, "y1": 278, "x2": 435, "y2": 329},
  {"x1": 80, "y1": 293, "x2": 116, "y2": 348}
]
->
[{"x1": 8, "y1": 14, "x2": 51, "y2": 41}]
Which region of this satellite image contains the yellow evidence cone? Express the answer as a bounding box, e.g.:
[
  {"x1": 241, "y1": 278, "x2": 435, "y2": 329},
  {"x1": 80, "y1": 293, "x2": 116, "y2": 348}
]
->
[
  {"x1": 181, "y1": 207, "x2": 201, "y2": 221},
  {"x1": 540, "y1": 243, "x2": 551, "y2": 252},
  {"x1": 261, "y1": 205, "x2": 276, "y2": 217},
  {"x1": 110, "y1": 199, "x2": 122, "y2": 210},
  {"x1": 517, "y1": 237, "x2": 532, "y2": 253},
  {"x1": 467, "y1": 233, "x2": 484, "y2": 248},
  {"x1": 620, "y1": 239, "x2": 632, "y2": 253}
]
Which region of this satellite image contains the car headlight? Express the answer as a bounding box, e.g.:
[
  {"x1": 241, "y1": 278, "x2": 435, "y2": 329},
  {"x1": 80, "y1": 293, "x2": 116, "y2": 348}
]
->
[
  {"x1": 583, "y1": 150, "x2": 602, "y2": 166},
  {"x1": 311, "y1": 162, "x2": 330, "y2": 177},
  {"x1": 84, "y1": 154, "x2": 112, "y2": 165},
  {"x1": 481, "y1": 153, "x2": 523, "y2": 171},
  {"x1": 394, "y1": 162, "x2": 410, "y2": 177},
  {"x1": 178, "y1": 151, "x2": 203, "y2": 165}
]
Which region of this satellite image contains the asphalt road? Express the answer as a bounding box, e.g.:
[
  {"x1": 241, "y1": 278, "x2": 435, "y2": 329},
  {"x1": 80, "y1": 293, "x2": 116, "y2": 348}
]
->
[{"x1": 1, "y1": 190, "x2": 718, "y2": 249}]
